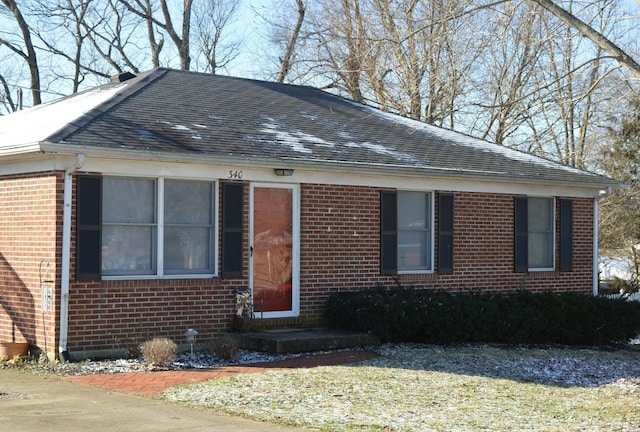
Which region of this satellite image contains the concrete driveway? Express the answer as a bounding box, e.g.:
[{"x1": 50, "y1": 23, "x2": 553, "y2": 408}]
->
[{"x1": 0, "y1": 368, "x2": 310, "y2": 432}]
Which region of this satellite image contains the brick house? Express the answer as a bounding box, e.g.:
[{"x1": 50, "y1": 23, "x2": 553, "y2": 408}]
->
[{"x1": 0, "y1": 68, "x2": 621, "y2": 359}]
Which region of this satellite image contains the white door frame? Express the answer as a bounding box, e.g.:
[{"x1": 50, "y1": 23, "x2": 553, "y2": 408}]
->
[{"x1": 249, "y1": 182, "x2": 300, "y2": 318}]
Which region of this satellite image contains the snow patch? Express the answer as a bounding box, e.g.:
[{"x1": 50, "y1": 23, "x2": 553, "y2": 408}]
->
[
  {"x1": 162, "y1": 121, "x2": 203, "y2": 141},
  {"x1": 258, "y1": 115, "x2": 426, "y2": 164},
  {"x1": 354, "y1": 102, "x2": 590, "y2": 175},
  {"x1": 0, "y1": 84, "x2": 127, "y2": 148}
]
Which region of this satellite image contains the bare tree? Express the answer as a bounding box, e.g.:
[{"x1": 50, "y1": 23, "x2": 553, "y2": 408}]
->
[
  {"x1": 117, "y1": 0, "x2": 193, "y2": 70},
  {"x1": 309, "y1": 0, "x2": 370, "y2": 102},
  {"x1": 193, "y1": 0, "x2": 242, "y2": 74},
  {"x1": 30, "y1": 0, "x2": 98, "y2": 93},
  {"x1": 469, "y1": 2, "x2": 543, "y2": 145},
  {"x1": 81, "y1": 0, "x2": 152, "y2": 73},
  {"x1": 0, "y1": 72, "x2": 17, "y2": 112},
  {"x1": 0, "y1": 0, "x2": 41, "y2": 105},
  {"x1": 276, "y1": 0, "x2": 305, "y2": 83},
  {"x1": 520, "y1": 0, "x2": 627, "y2": 169},
  {"x1": 529, "y1": 0, "x2": 640, "y2": 80}
]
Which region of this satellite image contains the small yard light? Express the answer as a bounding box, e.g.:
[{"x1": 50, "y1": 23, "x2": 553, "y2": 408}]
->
[{"x1": 183, "y1": 328, "x2": 198, "y2": 355}]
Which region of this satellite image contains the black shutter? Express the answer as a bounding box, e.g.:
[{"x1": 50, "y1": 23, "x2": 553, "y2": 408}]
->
[
  {"x1": 221, "y1": 182, "x2": 244, "y2": 278},
  {"x1": 438, "y1": 193, "x2": 454, "y2": 274},
  {"x1": 380, "y1": 190, "x2": 397, "y2": 276},
  {"x1": 514, "y1": 197, "x2": 528, "y2": 273},
  {"x1": 560, "y1": 199, "x2": 573, "y2": 272},
  {"x1": 76, "y1": 175, "x2": 102, "y2": 281}
]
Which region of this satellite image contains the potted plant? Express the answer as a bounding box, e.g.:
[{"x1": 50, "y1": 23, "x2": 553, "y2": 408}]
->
[
  {"x1": 232, "y1": 289, "x2": 254, "y2": 332},
  {"x1": 0, "y1": 341, "x2": 29, "y2": 359}
]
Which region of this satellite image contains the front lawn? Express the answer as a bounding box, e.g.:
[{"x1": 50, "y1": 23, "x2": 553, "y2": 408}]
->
[{"x1": 163, "y1": 344, "x2": 640, "y2": 431}]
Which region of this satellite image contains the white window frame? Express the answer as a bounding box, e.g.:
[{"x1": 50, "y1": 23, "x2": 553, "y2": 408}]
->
[
  {"x1": 528, "y1": 196, "x2": 555, "y2": 272},
  {"x1": 397, "y1": 190, "x2": 435, "y2": 274},
  {"x1": 102, "y1": 176, "x2": 218, "y2": 280}
]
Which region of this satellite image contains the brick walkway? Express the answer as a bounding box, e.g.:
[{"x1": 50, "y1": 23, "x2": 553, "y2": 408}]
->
[{"x1": 66, "y1": 350, "x2": 379, "y2": 395}]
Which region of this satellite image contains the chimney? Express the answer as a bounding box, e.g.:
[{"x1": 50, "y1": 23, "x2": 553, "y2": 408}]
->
[{"x1": 111, "y1": 72, "x2": 136, "y2": 84}]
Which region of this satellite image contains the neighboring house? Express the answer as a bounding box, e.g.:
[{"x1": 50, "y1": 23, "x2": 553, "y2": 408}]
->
[{"x1": 0, "y1": 68, "x2": 622, "y2": 359}]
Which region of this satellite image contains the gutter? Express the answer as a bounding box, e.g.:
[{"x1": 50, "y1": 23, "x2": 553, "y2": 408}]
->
[
  {"x1": 593, "y1": 187, "x2": 615, "y2": 296},
  {"x1": 58, "y1": 154, "x2": 85, "y2": 361}
]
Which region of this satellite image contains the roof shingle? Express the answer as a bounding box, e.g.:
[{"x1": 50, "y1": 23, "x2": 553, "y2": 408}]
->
[{"x1": 0, "y1": 68, "x2": 619, "y2": 189}]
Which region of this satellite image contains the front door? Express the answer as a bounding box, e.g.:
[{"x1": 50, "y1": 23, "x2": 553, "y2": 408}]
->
[{"x1": 250, "y1": 184, "x2": 299, "y2": 318}]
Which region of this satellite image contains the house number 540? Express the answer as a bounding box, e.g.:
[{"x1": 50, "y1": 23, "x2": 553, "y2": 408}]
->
[{"x1": 228, "y1": 170, "x2": 243, "y2": 179}]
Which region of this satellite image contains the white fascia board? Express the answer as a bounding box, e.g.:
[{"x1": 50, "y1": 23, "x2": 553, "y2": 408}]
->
[
  {"x1": 0, "y1": 155, "x2": 57, "y2": 176},
  {"x1": 0, "y1": 142, "x2": 43, "y2": 158},
  {"x1": 73, "y1": 153, "x2": 607, "y2": 199},
  {"x1": 36, "y1": 143, "x2": 615, "y2": 197}
]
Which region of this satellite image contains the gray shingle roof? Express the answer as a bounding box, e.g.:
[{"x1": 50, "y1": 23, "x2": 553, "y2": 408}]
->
[{"x1": 2, "y1": 68, "x2": 620, "y2": 189}]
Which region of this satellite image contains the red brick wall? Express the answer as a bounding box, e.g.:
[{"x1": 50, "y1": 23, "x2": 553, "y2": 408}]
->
[
  {"x1": 300, "y1": 185, "x2": 388, "y2": 322},
  {"x1": 2, "y1": 177, "x2": 594, "y2": 354},
  {"x1": 0, "y1": 172, "x2": 62, "y2": 353},
  {"x1": 427, "y1": 192, "x2": 594, "y2": 293},
  {"x1": 66, "y1": 279, "x2": 240, "y2": 352},
  {"x1": 66, "y1": 179, "x2": 249, "y2": 354},
  {"x1": 298, "y1": 187, "x2": 594, "y2": 324}
]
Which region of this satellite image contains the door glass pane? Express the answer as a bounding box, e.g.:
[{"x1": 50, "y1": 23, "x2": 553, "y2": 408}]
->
[{"x1": 253, "y1": 187, "x2": 293, "y2": 313}]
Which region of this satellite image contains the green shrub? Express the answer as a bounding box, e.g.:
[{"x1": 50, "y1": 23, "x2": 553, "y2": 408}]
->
[
  {"x1": 140, "y1": 337, "x2": 177, "y2": 368},
  {"x1": 325, "y1": 287, "x2": 640, "y2": 346}
]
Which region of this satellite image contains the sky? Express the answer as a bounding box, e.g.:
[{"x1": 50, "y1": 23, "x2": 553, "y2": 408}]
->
[{"x1": 2, "y1": 0, "x2": 640, "y2": 110}]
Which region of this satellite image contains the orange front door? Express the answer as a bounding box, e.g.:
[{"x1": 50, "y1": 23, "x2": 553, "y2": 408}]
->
[{"x1": 251, "y1": 186, "x2": 295, "y2": 314}]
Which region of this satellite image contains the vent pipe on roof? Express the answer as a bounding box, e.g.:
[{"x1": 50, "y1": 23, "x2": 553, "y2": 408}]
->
[{"x1": 111, "y1": 72, "x2": 136, "y2": 83}]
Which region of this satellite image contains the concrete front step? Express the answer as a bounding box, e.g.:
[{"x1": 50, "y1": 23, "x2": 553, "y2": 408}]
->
[{"x1": 225, "y1": 328, "x2": 380, "y2": 354}]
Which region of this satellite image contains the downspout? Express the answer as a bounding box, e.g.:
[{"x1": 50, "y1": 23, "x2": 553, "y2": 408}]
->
[
  {"x1": 59, "y1": 154, "x2": 85, "y2": 361},
  {"x1": 593, "y1": 187, "x2": 613, "y2": 296}
]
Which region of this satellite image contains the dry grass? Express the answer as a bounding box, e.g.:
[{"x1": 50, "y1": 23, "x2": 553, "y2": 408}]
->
[
  {"x1": 164, "y1": 344, "x2": 640, "y2": 431},
  {"x1": 140, "y1": 337, "x2": 177, "y2": 368}
]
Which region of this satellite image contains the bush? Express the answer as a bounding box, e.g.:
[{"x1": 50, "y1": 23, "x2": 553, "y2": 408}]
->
[
  {"x1": 140, "y1": 337, "x2": 177, "y2": 368},
  {"x1": 325, "y1": 287, "x2": 640, "y2": 346},
  {"x1": 210, "y1": 336, "x2": 239, "y2": 361}
]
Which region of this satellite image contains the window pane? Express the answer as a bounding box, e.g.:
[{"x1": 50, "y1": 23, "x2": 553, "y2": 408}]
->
[
  {"x1": 164, "y1": 180, "x2": 215, "y2": 274},
  {"x1": 103, "y1": 177, "x2": 155, "y2": 223},
  {"x1": 398, "y1": 192, "x2": 428, "y2": 230},
  {"x1": 528, "y1": 232, "x2": 553, "y2": 268},
  {"x1": 528, "y1": 198, "x2": 552, "y2": 231},
  {"x1": 165, "y1": 180, "x2": 212, "y2": 224},
  {"x1": 397, "y1": 191, "x2": 432, "y2": 271},
  {"x1": 102, "y1": 226, "x2": 155, "y2": 275},
  {"x1": 164, "y1": 227, "x2": 211, "y2": 273},
  {"x1": 528, "y1": 197, "x2": 554, "y2": 268},
  {"x1": 398, "y1": 232, "x2": 428, "y2": 269}
]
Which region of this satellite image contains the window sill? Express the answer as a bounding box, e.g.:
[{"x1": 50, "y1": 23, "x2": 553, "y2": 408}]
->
[
  {"x1": 101, "y1": 273, "x2": 217, "y2": 281},
  {"x1": 527, "y1": 267, "x2": 555, "y2": 273}
]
